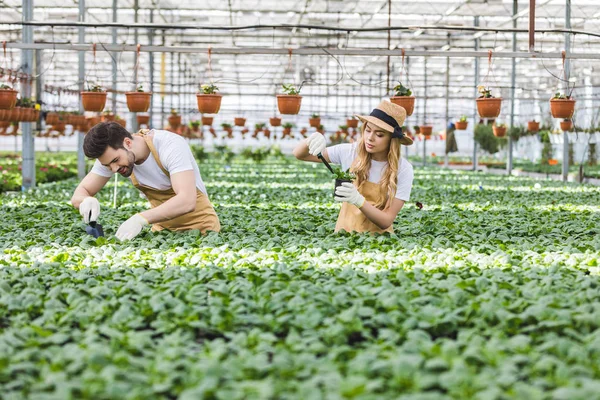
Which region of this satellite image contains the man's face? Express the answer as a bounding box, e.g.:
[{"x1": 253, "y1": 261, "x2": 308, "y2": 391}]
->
[{"x1": 98, "y1": 141, "x2": 136, "y2": 177}]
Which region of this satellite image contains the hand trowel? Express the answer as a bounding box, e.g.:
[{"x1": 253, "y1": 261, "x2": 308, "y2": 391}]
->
[{"x1": 85, "y1": 211, "x2": 104, "y2": 238}]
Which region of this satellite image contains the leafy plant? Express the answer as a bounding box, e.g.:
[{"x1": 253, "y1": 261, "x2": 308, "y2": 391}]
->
[
  {"x1": 393, "y1": 81, "x2": 412, "y2": 97},
  {"x1": 254, "y1": 122, "x2": 266, "y2": 130},
  {"x1": 282, "y1": 122, "x2": 294, "y2": 129},
  {"x1": 311, "y1": 113, "x2": 320, "y2": 119},
  {"x1": 459, "y1": 115, "x2": 468, "y2": 122},
  {"x1": 221, "y1": 123, "x2": 232, "y2": 129},
  {"x1": 477, "y1": 85, "x2": 494, "y2": 99},
  {"x1": 0, "y1": 83, "x2": 13, "y2": 90},
  {"x1": 332, "y1": 165, "x2": 355, "y2": 181},
  {"x1": 170, "y1": 108, "x2": 178, "y2": 115},
  {"x1": 86, "y1": 84, "x2": 105, "y2": 92},
  {"x1": 552, "y1": 92, "x2": 572, "y2": 100},
  {"x1": 281, "y1": 84, "x2": 300, "y2": 95},
  {"x1": 136, "y1": 84, "x2": 145, "y2": 92},
  {"x1": 200, "y1": 83, "x2": 219, "y2": 94},
  {"x1": 189, "y1": 121, "x2": 200, "y2": 128},
  {"x1": 474, "y1": 123, "x2": 501, "y2": 154}
]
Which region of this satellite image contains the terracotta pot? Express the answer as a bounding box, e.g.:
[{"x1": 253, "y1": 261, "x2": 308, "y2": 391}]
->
[
  {"x1": 234, "y1": 117, "x2": 246, "y2": 127},
  {"x1": 550, "y1": 98, "x2": 575, "y2": 119},
  {"x1": 493, "y1": 125, "x2": 507, "y2": 137},
  {"x1": 86, "y1": 116, "x2": 101, "y2": 128},
  {"x1": 283, "y1": 127, "x2": 292, "y2": 136},
  {"x1": 527, "y1": 121, "x2": 540, "y2": 132},
  {"x1": 168, "y1": 115, "x2": 181, "y2": 127},
  {"x1": 0, "y1": 89, "x2": 18, "y2": 110},
  {"x1": 201, "y1": 116, "x2": 213, "y2": 126},
  {"x1": 420, "y1": 126, "x2": 433, "y2": 136},
  {"x1": 476, "y1": 97, "x2": 503, "y2": 118},
  {"x1": 52, "y1": 122, "x2": 66, "y2": 133},
  {"x1": 102, "y1": 113, "x2": 115, "y2": 122},
  {"x1": 276, "y1": 95, "x2": 302, "y2": 115},
  {"x1": 270, "y1": 117, "x2": 282, "y2": 127},
  {"x1": 32, "y1": 110, "x2": 40, "y2": 122},
  {"x1": 309, "y1": 117, "x2": 321, "y2": 128},
  {"x1": 116, "y1": 118, "x2": 126, "y2": 128},
  {"x1": 9, "y1": 108, "x2": 22, "y2": 122},
  {"x1": 455, "y1": 121, "x2": 468, "y2": 130},
  {"x1": 81, "y1": 91, "x2": 107, "y2": 112},
  {"x1": 390, "y1": 96, "x2": 415, "y2": 116},
  {"x1": 347, "y1": 118, "x2": 358, "y2": 128},
  {"x1": 137, "y1": 114, "x2": 150, "y2": 126},
  {"x1": 126, "y1": 92, "x2": 152, "y2": 112},
  {"x1": 196, "y1": 94, "x2": 222, "y2": 114},
  {"x1": 560, "y1": 120, "x2": 573, "y2": 132},
  {"x1": 20, "y1": 108, "x2": 34, "y2": 122},
  {"x1": 0, "y1": 109, "x2": 8, "y2": 121}
]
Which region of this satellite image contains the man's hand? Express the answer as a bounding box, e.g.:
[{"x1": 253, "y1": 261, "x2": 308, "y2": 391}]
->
[
  {"x1": 116, "y1": 214, "x2": 149, "y2": 241},
  {"x1": 79, "y1": 197, "x2": 101, "y2": 223},
  {"x1": 334, "y1": 182, "x2": 365, "y2": 208},
  {"x1": 307, "y1": 132, "x2": 327, "y2": 156}
]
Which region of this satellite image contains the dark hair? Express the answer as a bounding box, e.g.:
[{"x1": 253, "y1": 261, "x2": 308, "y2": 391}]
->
[{"x1": 83, "y1": 122, "x2": 133, "y2": 159}]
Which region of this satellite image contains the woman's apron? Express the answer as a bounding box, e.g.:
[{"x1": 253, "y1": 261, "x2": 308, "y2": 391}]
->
[
  {"x1": 130, "y1": 131, "x2": 221, "y2": 234},
  {"x1": 334, "y1": 181, "x2": 393, "y2": 234}
]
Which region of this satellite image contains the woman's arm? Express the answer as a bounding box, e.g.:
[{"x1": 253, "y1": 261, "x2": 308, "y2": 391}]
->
[
  {"x1": 359, "y1": 198, "x2": 405, "y2": 230},
  {"x1": 293, "y1": 132, "x2": 332, "y2": 163}
]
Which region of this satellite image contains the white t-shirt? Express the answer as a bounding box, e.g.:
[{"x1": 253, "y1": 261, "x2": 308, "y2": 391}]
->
[
  {"x1": 91, "y1": 129, "x2": 208, "y2": 195},
  {"x1": 327, "y1": 143, "x2": 414, "y2": 201}
]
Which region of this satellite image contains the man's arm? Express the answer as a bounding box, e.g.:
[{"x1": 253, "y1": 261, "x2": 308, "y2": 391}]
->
[
  {"x1": 71, "y1": 172, "x2": 111, "y2": 208},
  {"x1": 138, "y1": 170, "x2": 197, "y2": 224}
]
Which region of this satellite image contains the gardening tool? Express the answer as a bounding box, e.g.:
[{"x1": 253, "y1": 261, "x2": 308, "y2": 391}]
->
[
  {"x1": 318, "y1": 153, "x2": 335, "y2": 175},
  {"x1": 85, "y1": 211, "x2": 104, "y2": 238}
]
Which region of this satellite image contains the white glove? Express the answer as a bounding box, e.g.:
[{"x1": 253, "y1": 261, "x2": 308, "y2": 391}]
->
[
  {"x1": 115, "y1": 214, "x2": 149, "y2": 241},
  {"x1": 79, "y1": 197, "x2": 100, "y2": 223},
  {"x1": 335, "y1": 182, "x2": 365, "y2": 208},
  {"x1": 307, "y1": 132, "x2": 327, "y2": 156}
]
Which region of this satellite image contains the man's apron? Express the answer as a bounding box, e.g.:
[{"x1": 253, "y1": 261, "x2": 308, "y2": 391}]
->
[
  {"x1": 130, "y1": 131, "x2": 221, "y2": 234},
  {"x1": 334, "y1": 181, "x2": 393, "y2": 234}
]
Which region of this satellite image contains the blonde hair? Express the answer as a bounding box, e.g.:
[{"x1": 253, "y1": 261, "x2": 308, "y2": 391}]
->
[{"x1": 350, "y1": 123, "x2": 401, "y2": 209}]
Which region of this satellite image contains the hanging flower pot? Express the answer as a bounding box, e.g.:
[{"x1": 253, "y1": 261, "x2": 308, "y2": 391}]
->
[
  {"x1": 270, "y1": 117, "x2": 281, "y2": 127},
  {"x1": 168, "y1": 112, "x2": 181, "y2": 128},
  {"x1": 234, "y1": 117, "x2": 246, "y2": 127},
  {"x1": 190, "y1": 121, "x2": 200, "y2": 133},
  {"x1": 560, "y1": 119, "x2": 573, "y2": 132},
  {"x1": 0, "y1": 109, "x2": 8, "y2": 122},
  {"x1": 527, "y1": 121, "x2": 540, "y2": 132},
  {"x1": 81, "y1": 86, "x2": 107, "y2": 112},
  {"x1": 455, "y1": 116, "x2": 468, "y2": 130},
  {"x1": 137, "y1": 114, "x2": 150, "y2": 126},
  {"x1": 309, "y1": 114, "x2": 321, "y2": 128},
  {"x1": 0, "y1": 86, "x2": 18, "y2": 110},
  {"x1": 476, "y1": 98, "x2": 502, "y2": 118},
  {"x1": 52, "y1": 122, "x2": 66, "y2": 134},
  {"x1": 347, "y1": 118, "x2": 358, "y2": 128},
  {"x1": 9, "y1": 107, "x2": 22, "y2": 122},
  {"x1": 282, "y1": 123, "x2": 294, "y2": 137},
  {"x1": 550, "y1": 95, "x2": 576, "y2": 119},
  {"x1": 201, "y1": 116, "x2": 213, "y2": 126},
  {"x1": 221, "y1": 123, "x2": 232, "y2": 135},
  {"x1": 420, "y1": 125, "x2": 433, "y2": 136},
  {"x1": 125, "y1": 90, "x2": 152, "y2": 112},
  {"x1": 264, "y1": 128, "x2": 271, "y2": 139},
  {"x1": 390, "y1": 97, "x2": 415, "y2": 116},
  {"x1": 493, "y1": 124, "x2": 507, "y2": 137},
  {"x1": 277, "y1": 84, "x2": 302, "y2": 115},
  {"x1": 196, "y1": 84, "x2": 222, "y2": 114},
  {"x1": 21, "y1": 108, "x2": 34, "y2": 122}
]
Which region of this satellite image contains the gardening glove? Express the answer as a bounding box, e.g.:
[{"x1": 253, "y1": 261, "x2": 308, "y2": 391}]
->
[
  {"x1": 116, "y1": 213, "x2": 149, "y2": 241},
  {"x1": 307, "y1": 132, "x2": 327, "y2": 156},
  {"x1": 335, "y1": 182, "x2": 365, "y2": 208},
  {"x1": 79, "y1": 197, "x2": 100, "y2": 223}
]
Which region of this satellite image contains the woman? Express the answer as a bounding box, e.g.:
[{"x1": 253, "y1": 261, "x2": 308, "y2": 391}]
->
[{"x1": 293, "y1": 100, "x2": 414, "y2": 233}]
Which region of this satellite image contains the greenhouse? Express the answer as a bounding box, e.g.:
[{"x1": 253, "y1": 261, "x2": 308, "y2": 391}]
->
[{"x1": 2, "y1": 0, "x2": 600, "y2": 398}]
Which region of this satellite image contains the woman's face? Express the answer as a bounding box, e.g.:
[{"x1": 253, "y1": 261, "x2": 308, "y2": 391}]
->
[{"x1": 363, "y1": 122, "x2": 391, "y2": 156}]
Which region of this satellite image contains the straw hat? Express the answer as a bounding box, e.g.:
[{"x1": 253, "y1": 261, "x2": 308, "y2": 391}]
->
[{"x1": 355, "y1": 100, "x2": 413, "y2": 146}]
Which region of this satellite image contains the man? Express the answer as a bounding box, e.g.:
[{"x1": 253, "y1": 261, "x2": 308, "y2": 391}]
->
[{"x1": 71, "y1": 122, "x2": 220, "y2": 240}]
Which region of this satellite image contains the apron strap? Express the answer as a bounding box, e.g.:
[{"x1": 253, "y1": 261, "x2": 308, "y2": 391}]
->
[{"x1": 130, "y1": 129, "x2": 170, "y2": 184}]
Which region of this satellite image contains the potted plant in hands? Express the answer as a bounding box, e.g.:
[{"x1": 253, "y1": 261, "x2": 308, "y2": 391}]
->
[
  {"x1": 168, "y1": 109, "x2": 181, "y2": 128},
  {"x1": 196, "y1": 83, "x2": 222, "y2": 114},
  {"x1": 550, "y1": 92, "x2": 575, "y2": 119},
  {"x1": 455, "y1": 115, "x2": 468, "y2": 130},
  {"x1": 81, "y1": 84, "x2": 107, "y2": 112},
  {"x1": 282, "y1": 122, "x2": 294, "y2": 137},
  {"x1": 528, "y1": 120, "x2": 540, "y2": 132},
  {"x1": 332, "y1": 166, "x2": 356, "y2": 198},
  {"x1": 347, "y1": 116, "x2": 358, "y2": 128},
  {"x1": 476, "y1": 85, "x2": 502, "y2": 118},
  {"x1": 277, "y1": 84, "x2": 302, "y2": 114},
  {"x1": 126, "y1": 84, "x2": 152, "y2": 112},
  {"x1": 390, "y1": 81, "x2": 415, "y2": 116},
  {"x1": 0, "y1": 83, "x2": 18, "y2": 110},
  {"x1": 309, "y1": 113, "x2": 320, "y2": 128},
  {"x1": 493, "y1": 122, "x2": 507, "y2": 137},
  {"x1": 270, "y1": 116, "x2": 282, "y2": 127},
  {"x1": 560, "y1": 119, "x2": 573, "y2": 132}
]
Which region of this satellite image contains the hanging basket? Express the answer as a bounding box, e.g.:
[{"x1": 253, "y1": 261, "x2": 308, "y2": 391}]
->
[
  {"x1": 550, "y1": 98, "x2": 575, "y2": 119},
  {"x1": 196, "y1": 94, "x2": 222, "y2": 114},
  {"x1": 136, "y1": 114, "x2": 150, "y2": 126},
  {"x1": 476, "y1": 98, "x2": 503, "y2": 118},
  {"x1": 0, "y1": 89, "x2": 18, "y2": 110},
  {"x1": 168, "y1": 114, "x2": 181, "y2": 128},
  {"x1": 347, "y1": 118, "x2": 358, "y2": 128},
  {"x1": 390, "y1": 96, "x2": 415, "y2": 116},
  {"x1": 283, "y1": 127, "x2": 292, "y2": 136},
  {"x1": 560, "y1": 120, "x2": 573, "y2": 132},
  {"x1": 81, "y1": 92, "x2": 107, "y2": 112},
  {"x1": 527, "y1": 121, "x2": 539, "y2": 132},
  {"x1": 493, "y1": 125, "x2": 507, "y2": 137},
  {"x1": 46, "y1": 112, "x2": 59, "y2": 125},
  {"x1": 201, "y1": 116, "x2": 213, "y2": 126},
  {"x1": 270, "y1": 117, "x2": 282, "y2": 127},
  {"x1": 0, "y1": 109, "x2": 8, "y2": 122},
  {"x1": 455, "y1": 121, "x2": 468, "y2": 130},
  {"x1": 126, "y1": 92, "x2": 152, "y2": 112},
  {"x1": 420, "y1": 125, "x2": 433, "y2": 136},
  {"x1": 9, "y1": 108, "x2": 22, "y2": 122},
  {"x1": 309, "y1": 117, "x2": 321, "y2": 128},
  {"x1": 234, "y1": 117, "x2": 246, "y2": 127},
  {"x1": 276, "y1": 95, "x2": 302, "y2": 115}
]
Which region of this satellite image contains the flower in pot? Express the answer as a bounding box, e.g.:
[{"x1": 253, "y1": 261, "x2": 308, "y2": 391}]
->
[
  {"x1": 263, "y1": 128, "x2": 271, "y2": 139},
  {"x1": 347, "y1": 116, "x2": 358, "y2": 128},
  {"x1": 455, "y1": 115, "x2": 468, "y2": 130},
  {"x1": 197, "y1": 83, "x2": 222, "y2": 114},
  {"x1": 317, "y1": 124, "x2": 325, "y2": 134},
  {"x1": 560, "y1": 119, "x2": 573, "y2": 132},
  {"x1": 221, "y1": 123, "x2": 233, "y2": 135},
  {"x1": 102, "y1": 109, "x2": 115, "y2": 122},
  {"x1": 420, "y1": 125, "x2": 433, "y2": 136},
  {"x1": 550, "y1": 92, "x2": 575, "y2": 119},
  {"x1": 527, "y1": 120, "x2": 540, "y2": 132},
  {"x1": 413, "y1": 125, "x2": 421, "y2": 134},
  {"x1": 189, "y1": 120, "x2": 201, "y2": 132},
  {"x1": 476, "y1": 85, "x2": 502, "y2": 118},
  {"x1": 234, "y1": 117, "x2": 246, "y2": 127},
  {"x1": 137, "y1": 114, "x2": 150, "y2": 126},
  {"x1": 309, "y1": 113, "x2": 320, "y2": 128},
  {"x1": 332, "y1": 166, "x2": 356, "y2": 198},
  {"x1": 81, "y1": 84, "x2": 107, "y2": 112},
  {"x1": 339, "y1": 124, "x2": 348, "y2": 133},
  {"x1": 168, "y1": 109, "x2": 181, "y2": 128},
  {"x1": 201, "y1": 116, "x2": 214, "y2": 126},
  {"x1": 277, "y1": 84, "x2": 302, "y2": 115},
  {"x1": 282, "y1": 122, "x2": 294, "y2": 136},
  {"x1": 0, "y1": 83, "x2": 18, "y2": 110},
  {"x1": 126, "y1": 84, "x2": 152, "y2": 112},
  {"x1": 492, "y1": 122, "x2": 507, "y2": 137},
  {"x1": 270, "y1": 117, "x2": 282, "y2": 127},
  {"x1": 254, "y1": 122, "x2": 266, "y2": 135},
  {"x1": 390, "y1": 81, "x2": 415, "y2": 116}
]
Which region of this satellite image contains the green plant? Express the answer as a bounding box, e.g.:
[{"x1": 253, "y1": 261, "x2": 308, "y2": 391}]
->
[
  {"x1": 254, "y1": 123, "x2": 266, "y2": 130},
  {"x1": 474, "y1": 123, "x2": 500, "y2": 154},
  {"x1": 552, "y1": 92, "x2": 572, "y2": 100},
  {"x1": 282, "y1": 122, "x2": 295, "y2": 129},
  {"x1": 392, "y1": 81, "x2": 412, "y2": 97},
  {"x1": 0, "y1": 83, "x2": 13, "y2": 90},
  {"x1": 339, "y1": 125, "x2": 348, "y2": 131},
  {"x1": 221, "y1": 123, "x2": 232, "y2": 129},
  {"x1": 508, "y1": 126, "x2": 525, "y2": 141},
  {"x1": 86, "y1": 84, "x2": 105, "y2": 92},
  {"x1": 311, "y1": 113, "x2": 320, "y2": 118},
  {"x1": 332, "y1": 165, "x2": 355, "y2": 181},
  {"x1": 477, "y1": 85, "x2": 494, "y2": 99},
  {"x1": 281, "y1": 84, "x2": 300, "y2": 95},
  {"x1": 200, "y1": 84, "x2": 219, "y2": 94},
  {"x1": 170, "y1": 109, "x2": 178, "y2": 115},
  {"x1": 459, "y1": 115, "x2": 468, "y2": 122},
  {"x1": 136, "y1": 84, "x2": 144, "y2": 92},
  {"x1": 495, "y1": 122, "x2": 506, "y2": 128},
  {"x1": 189, "y1": 121, "x2": 200, "y2": 128}
]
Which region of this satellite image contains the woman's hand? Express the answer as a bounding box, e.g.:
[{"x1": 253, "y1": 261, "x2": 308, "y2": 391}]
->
[{"x1": 334, "y1": 182, "x2": 365, "y2": 208}]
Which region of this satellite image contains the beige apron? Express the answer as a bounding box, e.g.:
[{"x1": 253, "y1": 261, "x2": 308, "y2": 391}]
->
[
  {"x1": 334, "y1": 180, "x2": 393, "y2": 234},
  {"x1": 130, "y1": 131, "x2": 221, "y2": 234}
]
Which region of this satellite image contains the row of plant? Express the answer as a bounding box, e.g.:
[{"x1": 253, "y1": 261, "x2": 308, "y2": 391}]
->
[{"x1": 0, "y1": 152, "x2": 80, "y2": 192}]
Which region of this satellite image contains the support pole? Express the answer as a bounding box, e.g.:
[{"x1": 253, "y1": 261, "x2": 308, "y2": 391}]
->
[
  {"x1": 131, "y1": 0, "x2": 139, "y2": 132},
  {"x1": 508, "y1": 0, "x2": 518, "y2": 175},
  {"x1": 563, "y1": 0, "x2": 571, "y2": 182},
  {"x1": 77, "y1": 0, "x2": 86, "y2": 180},
  {"x1": 423, "y1": 57, "x2": 427, "y2": 167},
  {"x1": 529, "y1": 0, "x2": 536, "y2": 52},
  {"x1": 148, "y1": 9, "x2": 155, "y2": 128},
  {"x1": 21, "y1": 0, "x2": 35, "y2": 190},
  {"x1": 473, "y1": 16, "x2": 480, "y2": 171},
  {"x1": 111, "y1": 0, "x2": 117, "y2": 113},
  {"x1": 444, "y1": 35, "x2": 450, "y2": 168}
]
